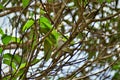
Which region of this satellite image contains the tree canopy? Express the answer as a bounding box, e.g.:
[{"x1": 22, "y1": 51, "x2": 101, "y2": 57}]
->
[{"x1": 0, "y1": 0, "x2": 120, "y2": 80}]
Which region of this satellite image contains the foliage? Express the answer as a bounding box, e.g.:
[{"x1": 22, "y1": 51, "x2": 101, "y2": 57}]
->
[{"x1": 0, "y1": 0, "x2": 120, "y2": 80}]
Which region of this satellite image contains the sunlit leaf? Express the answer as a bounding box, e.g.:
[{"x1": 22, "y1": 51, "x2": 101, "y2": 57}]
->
[
  {"x1": 39, "y1": 16, "x2": 60, "y2": 44},
  {"x1": 1, "y1": 34, "x2": 11, "y2": 45},
  {"x1": 22, "y1": 19, "x2": 34, "y2": 32},
  {"x1": 22, "y1": 0, "x2": 30, "y2": 8},
  {"x1": 1, "y1": 34, "x2": 21, "y2": 45},
  {"x1": 0, "y1": 27, "x2": 4, "y2": 35},
  {"x1": 39, "y1": 16, "x2": 52, "y2": 33},
  {"x1": 19, "y1": 63, "x2": 26, "y2": 69},
  {"x1": 11, "y1": 36, "x2": 21, "y2": 43},
  {"x1": 40, "y1": 16, "x2": 51, "y2": 27}
]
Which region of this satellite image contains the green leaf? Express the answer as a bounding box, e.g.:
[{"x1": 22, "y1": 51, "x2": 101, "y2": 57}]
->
[
  {"x1": 40, "y1": 9, "x2": 46, "y2": 15},
  {"x1": 1, "y1": 34, "x2": 21, "y2": 45},
  {"x1": 14, "y1": 69, "x2": 24, "y2": 78},
  {"x1": 47, "y1": 30, "x2": 60, "y2": 45},
  {"x1": 48, "y1": 0, "x2": 53, "y2": 2},
  {"x1": 39, "y1": 16, "x2": 60, "y2": 44},
  {"x1": 3, "y1": 53, "x2": 12, "y2": 59},
  {"x1": 40, "y1": 23, "x2": 51, "y2": 33},
  {"x1": 19, "y1": 63, "x2": 26, "y2": 70},
  {"x1": 0, "y1": 27, "x2": 4, "y2": 35},
  {"x1": 112, "y1": 64, "x2": 120, "y2": 70},
  {"x1": 13, "y1": 54, "x2": 22, "y2": 65},
  {"x1": 48, "y1": 33, "x2": 58, "y2": 44},
  {"x1": 39, "y1": 16, "x2": 52, "y2": 33},
  {"x1": 112, "y1": 72, "x2": 120, "y2": 79},
  {"x1": 16, "y1": 69, "x2": 24, "y2": 76},
  {"x1": 0, "y1": 48, "x2": 3, "y2": 54},
  {"x1": 3, "y1": 75, "x2": 11, "y2": 80},
  {"x1": 51, "y1": 30, "x2": 60, "y2": 41},
  {"x1": 11, "y1": 36, "x2": 21, "y2": 43},
  {"x1": 0, "y1": 3, "x2": 4, "y2": 9},
  {"x1": 99, "y1": 0, "x2": 104, "y2": 3},
  {"x1": 39, "y1": 16, "x2": 60, "y2": 45},
  {"x1": 3, "y1": 59, "x2": 16, "y2": 70},
  {"x1": 2, "y1": 34, "x2": 11, "y2": 45},
  {"x1": 22, "y1": 19, "x2": 34, "y2": 32},
  {"x1": 3, "y1": 53, "x2": 23, "y2": 66},
  {"x1": 40, "y1": 16, "x2": 51, "y2": 25},
  {"x1": 44, "y1": 39, "x2": 52, "y2": 61},
  {"x1": 107, "y1": 0, "x2": 111, "y2": 3},
  {"x1": 22, "y1": 0, "x2": 30, "y2": 8}
]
